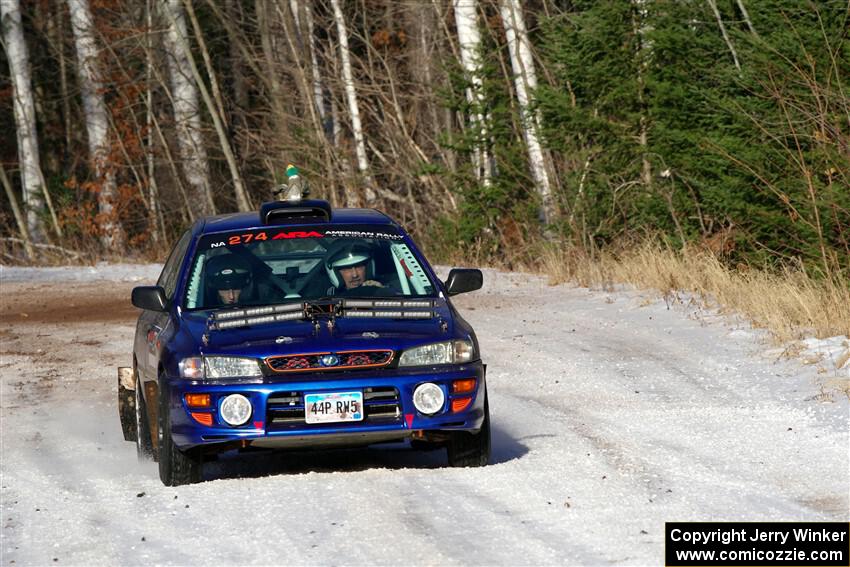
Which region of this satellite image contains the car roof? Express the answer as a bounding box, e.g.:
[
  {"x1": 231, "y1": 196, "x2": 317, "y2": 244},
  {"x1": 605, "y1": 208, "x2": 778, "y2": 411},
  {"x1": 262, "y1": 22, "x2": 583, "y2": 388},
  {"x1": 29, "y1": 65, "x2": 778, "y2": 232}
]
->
[{"x1": 197, "y1": 207, "x2": 397, "y2": 235}]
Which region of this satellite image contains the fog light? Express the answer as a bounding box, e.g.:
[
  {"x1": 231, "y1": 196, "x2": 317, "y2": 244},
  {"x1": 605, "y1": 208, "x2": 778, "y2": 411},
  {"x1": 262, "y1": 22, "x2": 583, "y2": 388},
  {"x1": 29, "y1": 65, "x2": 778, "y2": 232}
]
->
[
  {"x1": 412, "y1": 383, "x2": 444, "y2": 415},
  {"x1": 220, "y1": 394, "x2": 252, "y2": 426}
]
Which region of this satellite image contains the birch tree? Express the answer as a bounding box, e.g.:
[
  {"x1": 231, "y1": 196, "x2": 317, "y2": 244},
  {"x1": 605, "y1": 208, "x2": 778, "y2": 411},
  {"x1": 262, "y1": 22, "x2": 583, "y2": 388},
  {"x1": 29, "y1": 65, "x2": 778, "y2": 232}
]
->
[
  {"x1": 67, "y1": 0, "x2": 124, "y2": 249},
  {"x1": 735, "y1": 0, "x2": 758, "y2": 36},
  {"x1": 303, "y1": 0, "x2": 327, "y2": 131},
  {"x1": 163, "y1": 0, "x2": 215, "y2": 216},
  {"x1": 707, "y1": 0, "x2": 742, "y2": 73},
  {"x1": 631, "y1": 0, "x2": 652, "y2": 188},
  {"x1": 165, "y1": 0, "x2": 250, "y2": 212},
  {"x1": 2, "y1": 0, "x2": 47, "y2": 243},
  {"x1": 329, "y1": 0, "x2": 375, "y2": 206},
  {"x1": 0, "y1": 163, "x2": 34, "y2": 257},
  {"x1": 453, "y1": 0, "x2": 491, "y2": 187},
  {"x1": 498, "y1": 0, "x2": 555, "y2": 228}
]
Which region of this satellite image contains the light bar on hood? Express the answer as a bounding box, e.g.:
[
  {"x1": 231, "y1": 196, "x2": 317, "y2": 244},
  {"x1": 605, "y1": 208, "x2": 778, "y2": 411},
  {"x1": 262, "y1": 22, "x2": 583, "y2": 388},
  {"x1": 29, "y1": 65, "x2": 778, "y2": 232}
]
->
[
  {"x1": 343, "y1": 299, "x2": 434, "y2": 309},
  {"x1": 345, "y1": 310, "x2": 435, "y2": 319},
  {"x1": 214, "y1": 302, "x2": 304, "y2": 321},
  {"x1": 214, "y1": 310, "x2": 305, "y2": 330}
]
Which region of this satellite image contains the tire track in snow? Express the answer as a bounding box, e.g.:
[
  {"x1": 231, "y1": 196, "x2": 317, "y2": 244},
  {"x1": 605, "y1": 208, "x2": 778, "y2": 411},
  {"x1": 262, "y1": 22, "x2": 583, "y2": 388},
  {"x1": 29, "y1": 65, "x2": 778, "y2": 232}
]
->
[{"x1": 1, "y1": 269, "x2": 846, "y2": 565}]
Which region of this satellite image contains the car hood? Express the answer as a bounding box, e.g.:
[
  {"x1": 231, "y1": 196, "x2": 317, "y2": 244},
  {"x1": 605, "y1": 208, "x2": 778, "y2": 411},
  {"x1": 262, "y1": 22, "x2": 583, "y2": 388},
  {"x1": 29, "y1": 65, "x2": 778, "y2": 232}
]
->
[{"x1": 180, "y1": 302, "x2": 456, "y2": 358}]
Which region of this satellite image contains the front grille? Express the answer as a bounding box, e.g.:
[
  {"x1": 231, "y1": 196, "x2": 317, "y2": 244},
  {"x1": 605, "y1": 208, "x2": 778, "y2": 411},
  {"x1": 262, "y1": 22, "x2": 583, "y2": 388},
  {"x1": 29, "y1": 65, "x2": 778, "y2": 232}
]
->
[
  {"x1": 266, "y1": 387, "x2": 401, "y2": 430},
  {"x1": 266, "y1": 350, "x2": 393, "y2": 373}
]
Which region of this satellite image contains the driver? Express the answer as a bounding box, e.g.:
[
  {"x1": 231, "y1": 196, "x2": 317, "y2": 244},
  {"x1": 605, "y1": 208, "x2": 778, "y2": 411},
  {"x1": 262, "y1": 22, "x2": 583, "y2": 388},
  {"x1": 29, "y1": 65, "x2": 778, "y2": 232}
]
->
[
  {"x1": 325, "y1": 242, "x2": 384, "y2": 294},
  {"x1": 206, "y1": 254, "x2": 253, "y2": 306}
]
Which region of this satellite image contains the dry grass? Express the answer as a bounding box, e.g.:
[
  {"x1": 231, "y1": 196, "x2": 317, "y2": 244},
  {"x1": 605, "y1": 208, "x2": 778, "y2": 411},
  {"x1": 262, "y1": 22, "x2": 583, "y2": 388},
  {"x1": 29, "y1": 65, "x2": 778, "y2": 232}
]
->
[{"x1": 540, "y1": 242, "x2": 850, "y2": 343}]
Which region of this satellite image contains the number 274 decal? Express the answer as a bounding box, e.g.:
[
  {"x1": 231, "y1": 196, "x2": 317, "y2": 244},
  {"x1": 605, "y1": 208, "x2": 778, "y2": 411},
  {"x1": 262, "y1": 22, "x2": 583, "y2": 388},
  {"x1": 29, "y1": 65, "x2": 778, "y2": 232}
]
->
[{"x1": 227, "y1": 230, "x2": 324, "y2": 245}]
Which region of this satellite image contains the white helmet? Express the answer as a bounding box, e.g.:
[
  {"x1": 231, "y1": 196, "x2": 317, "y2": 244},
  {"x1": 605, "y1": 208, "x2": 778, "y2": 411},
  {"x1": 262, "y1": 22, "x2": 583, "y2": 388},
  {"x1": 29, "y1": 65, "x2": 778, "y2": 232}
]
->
[{"x1": 325, "y1": 242, "x2": 373, "y2": 288}]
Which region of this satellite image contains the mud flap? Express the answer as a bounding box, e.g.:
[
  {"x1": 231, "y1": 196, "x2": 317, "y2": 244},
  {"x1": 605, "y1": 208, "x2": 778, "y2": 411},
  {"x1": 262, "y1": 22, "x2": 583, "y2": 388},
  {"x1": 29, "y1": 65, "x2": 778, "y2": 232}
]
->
[{"x1": 118, "y1": 366, "x2": 137, "y2": 442}]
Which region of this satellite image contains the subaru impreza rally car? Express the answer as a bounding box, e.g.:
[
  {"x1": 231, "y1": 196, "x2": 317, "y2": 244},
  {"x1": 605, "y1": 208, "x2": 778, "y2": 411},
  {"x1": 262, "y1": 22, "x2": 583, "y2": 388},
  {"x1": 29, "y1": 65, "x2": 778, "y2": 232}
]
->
[{"x1": 118, "y1": 196, "x2": 489, "y2": 485}]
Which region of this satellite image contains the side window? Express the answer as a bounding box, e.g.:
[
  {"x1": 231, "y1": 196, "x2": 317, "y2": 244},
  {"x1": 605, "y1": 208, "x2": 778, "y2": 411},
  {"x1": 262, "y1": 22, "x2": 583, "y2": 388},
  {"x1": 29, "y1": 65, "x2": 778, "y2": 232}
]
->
[{"x1": 157, "y1": 230, "x2": 193, "y2": 299}]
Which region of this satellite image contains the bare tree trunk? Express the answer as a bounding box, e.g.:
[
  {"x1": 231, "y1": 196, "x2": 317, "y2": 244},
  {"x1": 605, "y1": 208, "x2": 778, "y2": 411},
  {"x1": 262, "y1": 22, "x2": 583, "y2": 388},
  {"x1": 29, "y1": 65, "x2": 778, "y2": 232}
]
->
[
  {"x1": 67, "y1": 0, "x2": 125, "y2": 250},
  {"x1": 2, "y1": 0, "x2": 48, "y2": 243},
  {"x1": 163, "y1": 0, "x2": 216, "y2": 216},
  {"x1": 164, "y1": 0, "x2": 251, "y2": 211},
  {"x1": 498, "y1": 0, "x2": 555, "y2": 228},
  {"x1": 453, "y1": 0, "x2": 492, "y2": 187},
  {"x1": 413, "y1": 4, "x2": 441, "y2": 145},
  {"x1": 706, "y1": 0, "x2": 742, "y2": 73},
  {"x1": 51, "y1": 3, "x2": 74, "y2": 156},
  {"x1": 256, "y1": 0, "x2": 287, "y2": 141},
  {"x1": 303, "y1": 0, "x2": 327, "y2": 129},
  {"x1": 276, "y1": 0, "x2": 325, "y2": 146},
  {"x1": 144, "y1": 0, "x2": 162, "y2": 244},
  {"x1": 330, "y1": 0, "x2": 375, "y2": 206},
  {"x1": 182, "y1": 0, "x2": 228, "y2": 130},
  {"x1": 225, "y1": 0, "x2": 249, "y2": 119},
  {"x1": 276, "y1": 0, "x2": 339, "y2": 204},
  {"x1": 0, "y1": 163, "x2": 34, "y2": 258},
  {"x1": 631, "y1": 0, "x2": 652, "y2": 189},
  {"x1": 735, "y1": 0, "x2": 758, "y2": 36}
]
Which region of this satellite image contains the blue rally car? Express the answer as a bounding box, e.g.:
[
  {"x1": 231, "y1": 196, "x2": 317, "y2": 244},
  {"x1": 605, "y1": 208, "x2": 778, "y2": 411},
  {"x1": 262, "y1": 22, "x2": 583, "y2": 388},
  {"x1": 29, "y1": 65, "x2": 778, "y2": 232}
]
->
[{"x1": 119, "y1": 195, "x2": 489, "y2": 485}]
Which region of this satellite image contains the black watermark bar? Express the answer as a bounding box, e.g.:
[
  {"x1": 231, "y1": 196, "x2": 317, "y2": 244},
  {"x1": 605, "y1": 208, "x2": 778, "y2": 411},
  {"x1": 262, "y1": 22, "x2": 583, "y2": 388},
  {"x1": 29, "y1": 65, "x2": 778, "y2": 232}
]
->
[{"x1": 665, "y1": 522, "x2": 849, "y2": 566}]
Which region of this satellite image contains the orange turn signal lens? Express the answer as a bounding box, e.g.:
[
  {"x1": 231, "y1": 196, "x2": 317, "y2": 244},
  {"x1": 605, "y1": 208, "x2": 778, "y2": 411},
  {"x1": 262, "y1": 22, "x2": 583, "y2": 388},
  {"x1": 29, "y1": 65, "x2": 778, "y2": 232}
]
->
[
  {"x1": 184, "y1": 393, "x2": 211, "y2": 408},
  {"x1": 451, "y1": 397, "x2": 473, "y2": 413},
  {"x1": 190, "y1": 411, "x2": 213, "y2": 426},
  {"x1": 452, "y1": 379, "x2": 477, "y2": 394}
]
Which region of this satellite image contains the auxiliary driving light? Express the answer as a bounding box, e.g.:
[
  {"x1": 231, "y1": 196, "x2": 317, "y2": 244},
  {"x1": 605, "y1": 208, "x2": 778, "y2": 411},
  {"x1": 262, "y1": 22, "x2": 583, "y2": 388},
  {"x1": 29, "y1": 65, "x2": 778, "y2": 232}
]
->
[
  {"x1": 412, "y1": 383, "x2": 445, "y2": 415},
  {"x1": 220, "y1": 394, "x2": 252, "y2": 426}
]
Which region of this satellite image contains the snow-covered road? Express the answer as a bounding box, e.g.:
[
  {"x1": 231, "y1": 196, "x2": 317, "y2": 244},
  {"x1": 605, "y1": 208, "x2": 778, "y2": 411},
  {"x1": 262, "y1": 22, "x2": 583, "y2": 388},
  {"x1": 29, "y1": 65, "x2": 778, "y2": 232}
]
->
[{"x1": 1, "y1": 265, "x2": 847, "y2": 565}]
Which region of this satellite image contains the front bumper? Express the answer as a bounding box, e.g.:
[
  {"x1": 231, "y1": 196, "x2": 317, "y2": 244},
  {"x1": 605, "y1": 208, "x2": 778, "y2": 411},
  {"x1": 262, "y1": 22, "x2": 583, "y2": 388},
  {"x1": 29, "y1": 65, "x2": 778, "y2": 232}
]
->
[{"x1": 166, "y1": 362, "x2": 486, "y2": 450}]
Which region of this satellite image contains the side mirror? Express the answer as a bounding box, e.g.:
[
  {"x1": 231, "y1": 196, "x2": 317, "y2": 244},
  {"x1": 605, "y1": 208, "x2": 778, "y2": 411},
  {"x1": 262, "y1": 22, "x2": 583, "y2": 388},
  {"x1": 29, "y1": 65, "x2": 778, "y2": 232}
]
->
[
  {"x1": 131, "y1": 286, "x2": 168, "y2": 312},
  {"x1": 444, "y1": 268, "x2": 483, "y2": 296}
]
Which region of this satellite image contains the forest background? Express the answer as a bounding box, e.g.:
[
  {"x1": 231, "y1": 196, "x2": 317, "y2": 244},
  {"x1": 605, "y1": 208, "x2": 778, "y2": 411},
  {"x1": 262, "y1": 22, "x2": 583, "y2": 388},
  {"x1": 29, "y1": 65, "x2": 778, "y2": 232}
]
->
[{"x1": 1, "y1": 0, "x2": 848, "y2": 339}]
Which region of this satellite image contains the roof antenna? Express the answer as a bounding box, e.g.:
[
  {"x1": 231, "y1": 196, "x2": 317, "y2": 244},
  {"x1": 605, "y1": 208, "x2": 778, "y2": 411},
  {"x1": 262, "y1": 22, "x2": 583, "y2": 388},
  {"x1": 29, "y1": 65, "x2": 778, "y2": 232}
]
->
[{"x1": 272, "y1": 164, "x2": 309, "y2": 202}]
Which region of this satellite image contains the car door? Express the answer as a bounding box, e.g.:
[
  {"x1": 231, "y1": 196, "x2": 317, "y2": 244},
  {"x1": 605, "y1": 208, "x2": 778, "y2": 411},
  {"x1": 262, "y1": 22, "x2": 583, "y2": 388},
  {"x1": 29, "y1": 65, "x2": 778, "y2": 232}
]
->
[{"x1": 138, "y1": 230, "x2": 193, "y2": 386}]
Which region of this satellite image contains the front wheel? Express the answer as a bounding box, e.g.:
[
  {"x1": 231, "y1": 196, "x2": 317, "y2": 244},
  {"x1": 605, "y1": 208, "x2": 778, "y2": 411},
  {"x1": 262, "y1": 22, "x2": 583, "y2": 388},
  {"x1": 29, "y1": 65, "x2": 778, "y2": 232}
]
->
[
  {"x1": 447, "y1": 393, "x2": 491, "y2": 467},
  {"x1": 157, "y1": 377, "x2": 202, "y2": 486}
]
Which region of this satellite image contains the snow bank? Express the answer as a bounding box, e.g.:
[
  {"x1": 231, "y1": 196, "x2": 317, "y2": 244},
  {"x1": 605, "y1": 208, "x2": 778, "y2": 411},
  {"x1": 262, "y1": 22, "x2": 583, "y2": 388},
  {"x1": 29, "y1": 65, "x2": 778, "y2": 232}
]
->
[{"x1": 0, "y1": 262, "x2": 162, "y2": 283}]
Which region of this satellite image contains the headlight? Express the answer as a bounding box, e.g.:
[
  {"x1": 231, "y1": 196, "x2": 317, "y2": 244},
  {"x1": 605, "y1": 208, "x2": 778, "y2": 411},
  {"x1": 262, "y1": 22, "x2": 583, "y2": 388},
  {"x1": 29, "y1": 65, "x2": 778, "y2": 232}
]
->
[
  {"x1": 397, "y1": 339, "x2": 475, "y2": 367},
  {"x1": 179, "y1": 356, "x2": 262, "y2": 379},
  {"x1": 206, "y1": 356, "x2": 262, "y2": 378}
]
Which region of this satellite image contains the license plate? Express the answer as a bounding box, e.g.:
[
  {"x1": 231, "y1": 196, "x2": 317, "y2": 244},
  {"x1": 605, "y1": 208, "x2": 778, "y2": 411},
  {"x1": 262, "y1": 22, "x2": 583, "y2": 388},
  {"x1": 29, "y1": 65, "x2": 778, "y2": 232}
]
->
[{"x1": 304, "y1": 391, "x2": 364, "y2": 424}]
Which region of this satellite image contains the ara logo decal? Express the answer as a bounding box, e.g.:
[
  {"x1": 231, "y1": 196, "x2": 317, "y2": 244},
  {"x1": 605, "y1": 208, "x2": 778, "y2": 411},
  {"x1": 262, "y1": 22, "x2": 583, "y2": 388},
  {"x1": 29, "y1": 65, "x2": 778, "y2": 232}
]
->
[
  {"x1": 272, "y1": 230, "x2": 324, "y2": 240},
  {"x1": 319, "y1": 354, "x2": 340, "y2": 367}
]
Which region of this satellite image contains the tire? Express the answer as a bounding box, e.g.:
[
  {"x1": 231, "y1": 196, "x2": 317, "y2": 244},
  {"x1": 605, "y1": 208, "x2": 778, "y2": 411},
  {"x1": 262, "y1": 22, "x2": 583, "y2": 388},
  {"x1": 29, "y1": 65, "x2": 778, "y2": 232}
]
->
[
  {"x1": 447, "y1": 392, "x2": 491, "y2": 467},
  {"x1": 157, "y1": 376, "x2": 202, "y2": 486},
  {"x1": 135, "y1": 375, "x2": 155, "y2": 461}
]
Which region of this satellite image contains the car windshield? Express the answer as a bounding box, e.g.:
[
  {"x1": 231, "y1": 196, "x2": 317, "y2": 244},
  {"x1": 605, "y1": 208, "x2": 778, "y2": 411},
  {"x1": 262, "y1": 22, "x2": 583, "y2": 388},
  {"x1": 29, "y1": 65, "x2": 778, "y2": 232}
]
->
[{"x1": 183, "y1": 225, "x2": 437, "y2": 310}]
